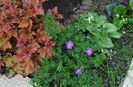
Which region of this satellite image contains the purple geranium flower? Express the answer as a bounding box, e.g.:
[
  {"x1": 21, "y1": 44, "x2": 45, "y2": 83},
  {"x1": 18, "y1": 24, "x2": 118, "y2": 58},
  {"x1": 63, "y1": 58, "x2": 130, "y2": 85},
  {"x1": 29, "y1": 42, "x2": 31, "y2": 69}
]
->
[
  {"x1": 75, "y1": 68, "x2": 82, "y2": 75},
  {"x1": 66, "y1": 40, "x2": 74, "y2": 49},
  {"x1": 86, "y1": 48, "x2": 93, "y2": 56}
]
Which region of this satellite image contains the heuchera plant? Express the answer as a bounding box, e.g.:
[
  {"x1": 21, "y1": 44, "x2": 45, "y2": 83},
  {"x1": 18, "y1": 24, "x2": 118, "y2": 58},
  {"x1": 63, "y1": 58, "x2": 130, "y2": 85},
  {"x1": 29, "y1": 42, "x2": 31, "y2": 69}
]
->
[
  {"x1": 48, "y1": 7, "x2": 64, "y2": 21},
  {"x1": 0, "y1": 0, "x2": 55, "y2": 76}
]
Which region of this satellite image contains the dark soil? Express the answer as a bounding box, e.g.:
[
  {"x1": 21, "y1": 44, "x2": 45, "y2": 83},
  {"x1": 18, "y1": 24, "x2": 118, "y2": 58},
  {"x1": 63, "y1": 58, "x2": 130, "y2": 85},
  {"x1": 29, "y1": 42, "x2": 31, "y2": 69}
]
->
[
  {"x1": 43, "y1": 0, "x2": 82, "y2": 18},
  {"x1": 43, "y1": 0, "x2": 122, "y2": 23}
]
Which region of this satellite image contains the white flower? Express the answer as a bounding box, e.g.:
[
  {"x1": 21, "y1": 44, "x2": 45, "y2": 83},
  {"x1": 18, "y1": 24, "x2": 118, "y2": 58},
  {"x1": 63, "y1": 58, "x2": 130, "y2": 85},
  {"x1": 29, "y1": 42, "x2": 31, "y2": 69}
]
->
[
  {"x1": 116, "y1": 14, "x2": 120, "y2": 18},
  {"x1": 122, "y1": 31, "x2": 126, "y2": 34},
  {"x1": 86, "y1": 16, "x2": 93, "y2": 23}
]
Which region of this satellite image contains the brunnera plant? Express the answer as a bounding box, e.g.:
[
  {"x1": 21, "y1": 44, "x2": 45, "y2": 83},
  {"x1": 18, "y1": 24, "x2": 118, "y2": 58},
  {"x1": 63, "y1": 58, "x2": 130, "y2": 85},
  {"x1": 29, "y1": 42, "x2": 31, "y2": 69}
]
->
[{"x1": 0, "y1": 0, "x2": 55, "y2": 76}]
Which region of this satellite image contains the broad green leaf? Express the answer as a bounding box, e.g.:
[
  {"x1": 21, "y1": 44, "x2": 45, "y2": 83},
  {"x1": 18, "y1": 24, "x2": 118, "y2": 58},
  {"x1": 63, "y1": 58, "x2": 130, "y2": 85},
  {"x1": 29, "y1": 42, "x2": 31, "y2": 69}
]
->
[
  {"x1": 97, "y1": 16, "x2": 107, "y2": 26},
  {"x1": 114, "y1": 4, "x2": 127, "y2": 16},
  {"x1": 110, "y1": 32, "x2": 122, "y2": 38},
  {"x1": 103, "y1": 23, "x2": 117, "y2": 33},
  {"x1": 101, "y1": 49, "x2": 109, "y2": 53},
  {"x1": 93, "y1": 54, "x2": 106, "y2": 67},
  {"x1": 87, "y1": 25, "x2": 98, "y2": 35},
  {"x1": 98, "y1": 37, "x2": 114, "y2": 48},
  {"x1": 129, "y1": 0, "x2": 133, "y2": 10}
]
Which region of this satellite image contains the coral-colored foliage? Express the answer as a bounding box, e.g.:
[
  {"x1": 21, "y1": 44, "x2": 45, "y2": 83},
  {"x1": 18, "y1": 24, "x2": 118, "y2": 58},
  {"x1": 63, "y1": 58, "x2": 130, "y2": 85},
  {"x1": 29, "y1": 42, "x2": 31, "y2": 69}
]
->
[
  {"x1": 0, "y1": 0, "x2": 55, "y2": 76},
  {"x1": 48, "y1": 7, "x2": 64, "y2": 20}
]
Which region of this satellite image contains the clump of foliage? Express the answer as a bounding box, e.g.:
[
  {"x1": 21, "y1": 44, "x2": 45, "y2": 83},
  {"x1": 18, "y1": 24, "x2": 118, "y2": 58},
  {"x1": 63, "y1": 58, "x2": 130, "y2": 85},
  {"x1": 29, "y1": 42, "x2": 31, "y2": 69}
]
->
[
  {"x1": 48, "y1": 6, "x2": 64, "y2": 21},
  {"x1": 0, "y1": 0, "x2": 55, "y2": 76},
  {"x1": 113, "y1": 0, "x2": 133, "y2": 28},
  {"x1": 31, "y1": 12, "x2": 122, "y2": 87}
]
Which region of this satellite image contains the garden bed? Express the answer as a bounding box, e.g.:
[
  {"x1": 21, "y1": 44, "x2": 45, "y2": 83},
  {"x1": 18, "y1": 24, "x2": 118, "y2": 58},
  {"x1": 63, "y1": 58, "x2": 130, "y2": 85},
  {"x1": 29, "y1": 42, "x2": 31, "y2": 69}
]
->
[
  {"x1": 0, "y1": 0, "x2": 133, "y2": 87},
  {"x1": 42, "y1": 0, "x2": 133, "y2": 86}
]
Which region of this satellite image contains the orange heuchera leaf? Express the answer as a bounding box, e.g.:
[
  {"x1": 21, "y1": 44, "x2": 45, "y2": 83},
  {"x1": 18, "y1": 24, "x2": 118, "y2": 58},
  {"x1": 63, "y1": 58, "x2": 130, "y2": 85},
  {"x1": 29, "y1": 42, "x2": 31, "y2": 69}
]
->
[
  {"x1": 48, "y1": 7, "x2": 63, "y2": 20},
  {"x1": 3, "y1": 41, "x2": 12, "y2": 50},
  {"x1": 16, "y1": 47, "x2": 32, "y2": 62},
  {"x1": 42, "y1": 37, "x2": 52, "y2": 45},
  {"x1": 8, "y1": 29, "x2": 18, "y2": 38},
  {"x1": 44, "y1": 41, "x2": 56, "y2": 58},
  {"x1": 22, "y1": 0, "x2": 39, "y2": 8},
  {"x1": 0, "y1": 36, "x2": 12, "y2": 50},
  {"x1": 36, "y1": 30, "x2": 47, "y2": 43},
  {"x1": 2, "y1": 4, "x2": 19, "y2": 17},
  {"x1": 22, "y1": 48, "x2": 32, "y2": 62},
  {"x1": 23, "y1": 59, "x2": 34, "y2": 75},
  {"x1": 2, "y1": 0, "x2": 12, "y2": 6},
  {"x1": 36, "y1": 8, "x2": 44, "y2": 15},
  {"x1": 16, "y1": 38, "x2": 26, "y2": 47},
  {"x1": 38, "y1": 47, "x2": 47, "y2": 57},
  {"x1": 17, "y1": 32, "x2": 32, "y2": 47},
  {"x1": 0, "y1": 16, "x2": 4, "y2": 21},
  {"x1": 37, "y1": 41, "x2": 55, "y2": 58},
  {"x1": 19, "y1": 17, "x2": 32, "y2": 28},
  {"x1": 15, "y1": 53, "x2": 23, "y2": 63},
  {"x1": 9, "y1": 5, "x2": 20, "y2": 17},
  {"x1": 22, "y1": 0, "x2": 44, "y2": 16},
  {"x1": 0, "y1": 22, "x2": 12, "y2": 33},
  {"x1": 15, "y1": 47, "x2": 25, "y2": 63},
  {"x1": 1, "y1": 9, "x2": 11, "y2": 18},
  {"x1": 28, "y1": 40, "x2": 40, "y2": 53},
  {"x1": 1, "y1": 1, "x2": 23, "y2": 18},
  {"x1": 3, "y1": 54, "x2": 16, "y2": 67},
  {"x1": 35, "y1": 23, "x2": 53, "y2": 45},
  {"x1": 50, "y1": 40, "x2": 56, "y2": 47},
  {"x1": 13, "y1": 62, "x2": 25, "y2": 74},
  {"x1": 0, "y1": 32, "x2": 4, "y2": 38},
  {"x1": 12, "y1": 18, "x2": 20, "y2": 24}
]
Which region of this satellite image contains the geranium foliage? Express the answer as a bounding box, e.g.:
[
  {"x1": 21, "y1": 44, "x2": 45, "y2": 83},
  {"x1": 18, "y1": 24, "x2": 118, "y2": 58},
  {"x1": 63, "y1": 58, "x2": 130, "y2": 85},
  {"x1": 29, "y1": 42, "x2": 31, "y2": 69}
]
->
[
  {"x1": 31, "y1": 12, "x2": 122, "y2": 87},
  {"x1": 0, "y1": 0, "x2": 55, "y2": 76}
]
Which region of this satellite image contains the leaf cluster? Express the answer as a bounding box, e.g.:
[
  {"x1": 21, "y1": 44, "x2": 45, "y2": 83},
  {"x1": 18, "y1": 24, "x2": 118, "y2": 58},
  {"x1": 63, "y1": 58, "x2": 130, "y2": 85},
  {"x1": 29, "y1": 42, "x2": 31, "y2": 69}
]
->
[
  {"x1": 0, "y1": 0, "x2": 55, "y2": 76},
  {"x1": 112, "y1": 1, "x2": 133, "y2": 28}
]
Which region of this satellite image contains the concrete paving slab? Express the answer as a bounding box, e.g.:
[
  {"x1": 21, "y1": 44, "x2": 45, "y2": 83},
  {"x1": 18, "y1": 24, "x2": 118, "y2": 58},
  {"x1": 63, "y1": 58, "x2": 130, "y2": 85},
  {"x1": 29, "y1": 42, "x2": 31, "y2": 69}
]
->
[
  {"x1": 0, "y1": 74, "x2": 33, "y2": 87},
  {"x1": 122, "y1": 60, "x2": 133, "y2": 87}
]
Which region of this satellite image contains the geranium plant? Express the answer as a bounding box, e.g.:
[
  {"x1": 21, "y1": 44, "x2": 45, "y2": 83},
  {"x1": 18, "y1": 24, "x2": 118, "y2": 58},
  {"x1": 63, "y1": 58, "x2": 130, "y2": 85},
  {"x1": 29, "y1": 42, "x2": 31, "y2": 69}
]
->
[{"x1": 31, "y1": 12, "x2": 122, "y2": 87}]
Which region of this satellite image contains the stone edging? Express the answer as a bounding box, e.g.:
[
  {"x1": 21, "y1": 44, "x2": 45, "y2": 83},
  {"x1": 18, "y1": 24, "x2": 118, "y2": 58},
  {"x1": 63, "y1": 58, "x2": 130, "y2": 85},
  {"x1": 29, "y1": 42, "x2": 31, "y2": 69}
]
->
[{"x1": 0, "y1": 74, "x2": 33, "y2": 87}]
